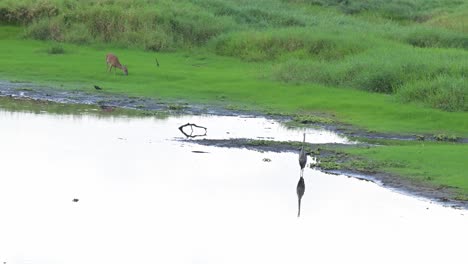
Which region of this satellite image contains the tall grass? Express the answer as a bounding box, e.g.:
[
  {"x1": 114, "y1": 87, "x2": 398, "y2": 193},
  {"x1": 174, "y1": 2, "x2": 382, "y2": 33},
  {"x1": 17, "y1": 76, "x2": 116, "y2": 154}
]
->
[
  {"x1": 425, "y1": 9, "x2": 468, "y2": 33},
  {"x1": 397, "y1": 76, "x2": 467, "y2": 112},
  {"x1": 273, "y1": 46, "x2": 468, "y2": 110},
  {"x1": 2, "y1": 0, "x2": 468, "y2": 112},
  {"x1": 287, "y1": 0, "x2": 464, "y2": 21},
  {"x1": 1, "y1": 0, "x2": 236, "y2": 50},
  {"x1": 213, "y1": 28, "x2": 371, "y2": 61}
]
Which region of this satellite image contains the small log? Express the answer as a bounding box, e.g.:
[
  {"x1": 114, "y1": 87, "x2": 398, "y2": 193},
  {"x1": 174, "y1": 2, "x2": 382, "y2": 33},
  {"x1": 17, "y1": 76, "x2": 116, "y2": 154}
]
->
[{"x1": 178, "y1": 123, "x2": 207, "y2": 138}]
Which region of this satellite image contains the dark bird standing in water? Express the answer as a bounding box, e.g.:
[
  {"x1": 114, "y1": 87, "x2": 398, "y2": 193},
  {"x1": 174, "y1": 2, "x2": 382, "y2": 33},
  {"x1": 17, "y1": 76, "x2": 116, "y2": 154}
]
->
[
  {"x1": 94, "y1": 85, "x2": 102, "y2": 90},
  {"x1": 296, "y1": 177, "x2": 305, "y2": 217},
  {"x1": 299, "y1": 133, "x2": 307, "y2": 176}
]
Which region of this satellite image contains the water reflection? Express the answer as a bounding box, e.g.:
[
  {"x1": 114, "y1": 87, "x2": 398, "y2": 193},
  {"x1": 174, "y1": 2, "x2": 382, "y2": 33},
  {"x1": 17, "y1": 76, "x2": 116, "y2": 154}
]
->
[
  {"x1": 1, "y1": 109, "x2": 467, "y2": 264},
  {"x1": 296, "y1": 176, "x2": 305, "y2": 217}
]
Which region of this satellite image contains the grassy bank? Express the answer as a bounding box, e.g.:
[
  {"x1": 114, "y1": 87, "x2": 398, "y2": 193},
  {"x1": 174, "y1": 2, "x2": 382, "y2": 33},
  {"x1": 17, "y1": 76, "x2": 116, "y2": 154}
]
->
[
  {"x1": 1, "y1": 26, "x2": 468, "y2": 137},
  {"x1": 341, "y1": 142, "x2": 468, "y2": 200}
]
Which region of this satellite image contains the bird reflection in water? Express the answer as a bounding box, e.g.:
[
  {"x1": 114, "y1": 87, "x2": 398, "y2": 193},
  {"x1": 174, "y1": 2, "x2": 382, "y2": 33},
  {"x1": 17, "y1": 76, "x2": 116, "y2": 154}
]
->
[
  {"x1": 296, "y1": 176, "x2": 305, "y2": 217},
  {"x1": 297, "y1": 133, "x2": 307, "y2": 217}
]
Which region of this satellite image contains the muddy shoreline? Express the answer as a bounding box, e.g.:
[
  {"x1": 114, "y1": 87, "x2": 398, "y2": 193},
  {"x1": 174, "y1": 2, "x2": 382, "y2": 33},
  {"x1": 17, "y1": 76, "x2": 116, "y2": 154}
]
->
[
  {"x1": 1, "y1": 80, "x2": 467, "y2": 209},
  {"x1": 2, "y1": 80, "x2": 467, "y2": 143}
]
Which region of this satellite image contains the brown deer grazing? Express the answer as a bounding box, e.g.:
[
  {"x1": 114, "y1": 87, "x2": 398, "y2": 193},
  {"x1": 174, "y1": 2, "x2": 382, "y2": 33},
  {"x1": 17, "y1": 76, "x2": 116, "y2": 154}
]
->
[{"x1": 106, "y1": 53, "x2": 128, "y2": 75}]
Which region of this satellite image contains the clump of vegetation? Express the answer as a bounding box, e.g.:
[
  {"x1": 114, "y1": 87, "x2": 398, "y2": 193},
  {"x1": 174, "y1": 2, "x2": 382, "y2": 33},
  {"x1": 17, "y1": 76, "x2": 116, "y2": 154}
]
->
[
  {"x1": 0, "y1": 0, "x2": 59, "y2": 24},
  {"x1": 275, "y1": 46, "x2": 468, "y2": 92},
  {"x1": 454, "y1": 194, "x2": 468, "y2": 201},
  {"x1": 213, "y1": 29, "x2": 369, "y2": 61},
  {"x1": 167, "y1": 104, "x2": 186, "y2": 110},
  {"x1": 426, "y1": 9, "x2": 468, "y2": 34},
  {"x1": 433, "y1": 134, "x2": 459, "y2": 142},
  {"x1": 291, "y1": 114, "x2": 335, "y2": 125},
  {"x1": 2, "y1": 0, "x2": 236, "y2": 50},
  {"x1": 47, "y1": 44, "x2": 65, "y2": 54},
  {"x1": 290, "y1": 0, "x2": 464, "y2": 21},
  {"x1": 14, "y1": 87, "x2": 34, "y2": 91},
  {"x1": 317, "y1": 157, "x2": 342, "y2": 170},
  {"x1": 396, "y1": 76, "x2": 467, "y2": 112},
  {"x1": 401, "y1": 27, "x2": 468, "y2": 49},
  {"x1": 415, "y1": 135, "x2": 425, "y2": 141}
]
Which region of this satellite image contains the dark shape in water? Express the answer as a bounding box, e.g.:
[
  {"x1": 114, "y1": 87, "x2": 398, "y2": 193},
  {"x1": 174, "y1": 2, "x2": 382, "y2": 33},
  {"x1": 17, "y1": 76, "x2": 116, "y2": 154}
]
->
[
  {"x1": 297, "y1": 176, "x2": 305, "y2": 217},
  {"x1": 192, "y1": 150, "x2": 209, "y2": 154},
  {"x1": 155, "y1": 57, "x2": 160, "y2": 67},
  {"x1": 94, "y1": 85, "x2": 103, "y2": 90},
  {"x1": 72, "y1": 198, "x2": 79, "y2": 202}
]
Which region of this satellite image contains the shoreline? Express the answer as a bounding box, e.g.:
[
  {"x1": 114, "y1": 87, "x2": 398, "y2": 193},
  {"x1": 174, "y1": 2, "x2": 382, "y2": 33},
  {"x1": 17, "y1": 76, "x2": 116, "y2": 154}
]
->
[
  {"x1": 2, "y1": 80, "x2": 466, "y2": 143},
  {"x1": 1, "y1": 79, "x2": 467, "y2": 210}
]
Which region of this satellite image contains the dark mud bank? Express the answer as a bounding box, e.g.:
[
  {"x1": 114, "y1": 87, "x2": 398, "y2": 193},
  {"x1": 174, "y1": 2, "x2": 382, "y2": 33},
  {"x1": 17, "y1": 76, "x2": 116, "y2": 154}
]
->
[{"x1": 0, "y1": 80, "x2": 247, "y2": 117}]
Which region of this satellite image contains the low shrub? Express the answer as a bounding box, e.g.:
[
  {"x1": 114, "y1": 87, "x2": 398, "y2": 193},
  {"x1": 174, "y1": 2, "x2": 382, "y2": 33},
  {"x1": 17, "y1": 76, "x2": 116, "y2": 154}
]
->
[{"x1": 25, "y1": 17, "x2": 63, "y2": 41}]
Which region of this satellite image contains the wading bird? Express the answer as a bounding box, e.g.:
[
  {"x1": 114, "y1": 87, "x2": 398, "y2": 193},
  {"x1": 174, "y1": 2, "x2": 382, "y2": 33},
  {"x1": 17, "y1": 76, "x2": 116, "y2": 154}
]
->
[
  {"x1": 299, "y1": 133, "x2": 307, "y2": 176},
  {"x1": 296, "y1": 176, "x2": 305, "y2": 217},
  {"x1": 106, "y1": 53, "x2": 128, "y2": 75}
]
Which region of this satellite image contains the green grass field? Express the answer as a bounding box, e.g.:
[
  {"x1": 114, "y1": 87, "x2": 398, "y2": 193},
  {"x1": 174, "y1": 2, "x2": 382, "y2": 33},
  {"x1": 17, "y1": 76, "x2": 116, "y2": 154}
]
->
[{"x1": 1, "y1": 0, "x2": 468, "y2": 200}]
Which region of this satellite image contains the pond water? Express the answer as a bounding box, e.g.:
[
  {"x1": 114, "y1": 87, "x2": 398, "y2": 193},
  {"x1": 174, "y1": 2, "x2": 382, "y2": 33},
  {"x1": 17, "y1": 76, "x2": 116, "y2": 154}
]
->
[{"x1": 0, "y1": 110, "x2": 466, "y2": 264}]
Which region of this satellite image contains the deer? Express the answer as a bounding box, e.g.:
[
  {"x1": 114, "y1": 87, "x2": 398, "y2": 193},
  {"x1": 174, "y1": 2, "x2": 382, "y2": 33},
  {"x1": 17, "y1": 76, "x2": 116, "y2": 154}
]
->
[{"x1": 106, "y1": 53, "x2": 128, "y2": 75}]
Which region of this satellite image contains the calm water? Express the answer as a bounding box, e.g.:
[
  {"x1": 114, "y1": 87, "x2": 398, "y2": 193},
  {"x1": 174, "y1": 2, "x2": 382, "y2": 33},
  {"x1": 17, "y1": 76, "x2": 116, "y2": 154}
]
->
[{"x1": 0, "y1": 110, "x2": 466, "y2": 264}]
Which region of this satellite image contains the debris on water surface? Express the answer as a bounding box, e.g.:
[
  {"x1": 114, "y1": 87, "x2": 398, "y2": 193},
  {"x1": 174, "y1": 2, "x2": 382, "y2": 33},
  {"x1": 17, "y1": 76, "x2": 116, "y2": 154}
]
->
[
  {"x1": 262, "y1": 158, "x2": 271, "y2": 162},
  {"x1": 178, "y1": 123, "x2": 207, "y2": 138},
  {"x1": 72, "y1": 198, "x2": 79, "y2": 202},
  {"x1": 192, "y1": 150, "x2": 209, "y2": 154}
]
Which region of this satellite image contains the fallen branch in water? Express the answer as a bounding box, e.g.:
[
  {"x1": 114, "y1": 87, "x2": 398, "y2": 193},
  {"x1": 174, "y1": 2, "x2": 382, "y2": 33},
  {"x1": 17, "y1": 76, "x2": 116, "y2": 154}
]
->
[{"x1": 178, "y1": 123, "x2": 207, "y2": 138}]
